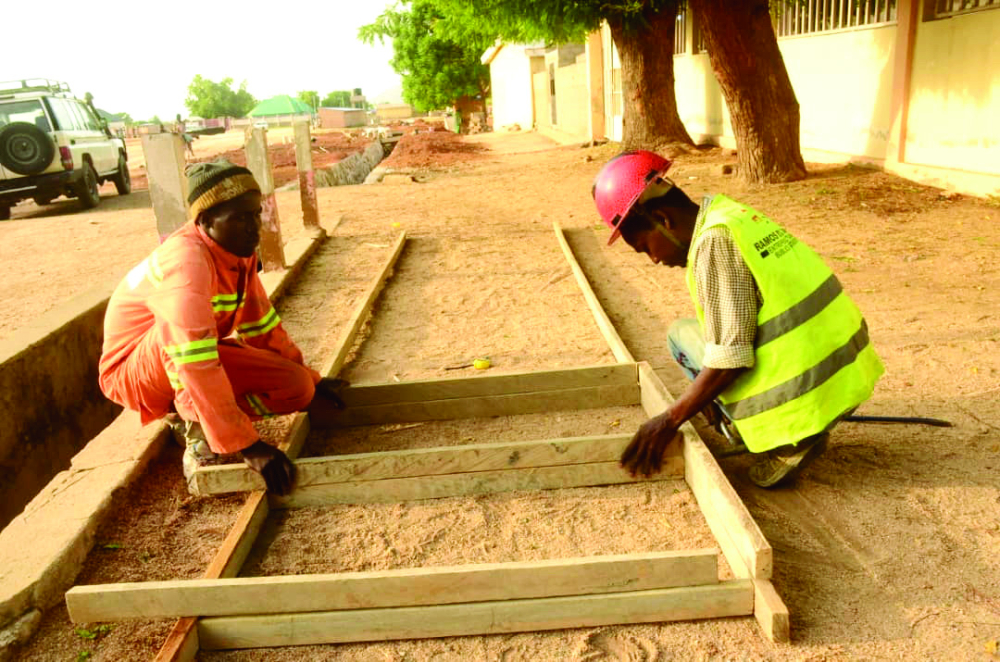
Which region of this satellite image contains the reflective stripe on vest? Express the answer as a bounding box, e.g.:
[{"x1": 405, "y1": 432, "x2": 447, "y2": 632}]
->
[{"x1": 686, "y1": 195, "x2": 884, "y2": 452}]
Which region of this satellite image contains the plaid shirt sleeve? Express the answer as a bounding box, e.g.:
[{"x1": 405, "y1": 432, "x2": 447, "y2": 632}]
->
[{"x1": 693, "y1": 226, "x2": 762, "y2": 370}]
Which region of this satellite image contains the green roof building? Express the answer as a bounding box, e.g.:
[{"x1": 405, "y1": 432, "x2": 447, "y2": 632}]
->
[{"x1": 248, "y1": 95, "x2": 314, "y2": 117}]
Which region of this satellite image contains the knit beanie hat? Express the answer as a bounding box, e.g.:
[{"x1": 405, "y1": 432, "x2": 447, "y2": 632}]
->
[{"x1": 185, "y1": 160, "x2": 260, "y2": 220}]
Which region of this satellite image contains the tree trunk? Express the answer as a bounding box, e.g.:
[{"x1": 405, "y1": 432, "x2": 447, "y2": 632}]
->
[
  {"x1": 609, "y1": 1, "x2": 694, "y2": 152},
  {"x1": 690, "y1": 0, "x2": 806, "y2": 183}
]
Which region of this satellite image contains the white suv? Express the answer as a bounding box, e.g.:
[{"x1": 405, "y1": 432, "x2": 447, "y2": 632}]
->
[{"x1": 0, "y1": 79, "x2": 130, "y2": 220}]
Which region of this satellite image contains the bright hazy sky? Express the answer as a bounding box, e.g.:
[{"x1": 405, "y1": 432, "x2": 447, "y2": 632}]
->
[{"x1": 0, "y1": 0, "x2": 402, "y2": 121}]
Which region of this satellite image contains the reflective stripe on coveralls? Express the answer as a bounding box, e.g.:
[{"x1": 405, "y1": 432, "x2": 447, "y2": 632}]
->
[{"x1": 686, "y1": 195, "x2": 884, "y2": 453}]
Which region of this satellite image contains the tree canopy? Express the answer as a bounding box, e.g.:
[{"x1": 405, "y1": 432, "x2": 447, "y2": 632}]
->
[
  {"x1": 297, "y1": 90, "x2": 320, "y2": 111},
  {"x1": 358, "y1": 0, "x2": 492, "y2": 112},
  {"x1": 184, "y1": 76, "x2": 257, "y2": 118},
  {"x1": 322, "y1": 90, "x2": 353, "y2": 108}
]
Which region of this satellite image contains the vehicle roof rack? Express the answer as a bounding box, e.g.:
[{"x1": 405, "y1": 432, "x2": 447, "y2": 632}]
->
[{"x1": 0, "y1": 79, "x2": 73, "y2": 97}]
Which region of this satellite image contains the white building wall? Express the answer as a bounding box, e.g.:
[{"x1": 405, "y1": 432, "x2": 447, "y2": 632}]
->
[{"x1": 490, "y1": 45, "x2": 536, "y2": 130}]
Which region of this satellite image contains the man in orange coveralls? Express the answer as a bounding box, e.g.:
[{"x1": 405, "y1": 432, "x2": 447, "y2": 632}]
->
[{"x1": 99, "y1": 160, "x2": 345, "y2": 495}]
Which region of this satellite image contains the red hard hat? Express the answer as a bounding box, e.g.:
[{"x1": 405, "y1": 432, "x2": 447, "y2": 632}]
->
[{"x1": 592, "y1": 150, "x2": 673, "y2": 245}]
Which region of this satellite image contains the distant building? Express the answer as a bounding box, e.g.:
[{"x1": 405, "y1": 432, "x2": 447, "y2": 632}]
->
[
  {"x1": 318, "y1": 107, "x2": 368, "y2": 128},
  {"x1": 375, "y1": 104, "x2": 414, "y2": 123}
]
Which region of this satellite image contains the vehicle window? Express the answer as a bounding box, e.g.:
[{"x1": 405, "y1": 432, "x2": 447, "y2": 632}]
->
[
  {"x1": 69, "y1": 102, "x2": 97, "y2": 131},
  {"x1": 49, "y1": 99, "x2": 80, "y2": 131},
  {"x1": 78, "y1": 102, "x2": 102, "y2": 131},
  {"x1": 0, "y1": 100, "x2": 51, "y2": 131}
]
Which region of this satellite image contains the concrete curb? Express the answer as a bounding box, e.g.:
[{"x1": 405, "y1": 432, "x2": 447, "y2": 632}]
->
[{"x1": 0, "y1": 228, "x2": 328, "y2": 655}]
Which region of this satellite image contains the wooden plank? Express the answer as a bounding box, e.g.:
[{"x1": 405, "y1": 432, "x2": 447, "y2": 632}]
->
[
  {"x1": 753, "y1": 579, "x2": 790, "y2": 643},
  {"x1": 340, "y1": 363, "x2": 637, "y2": 407},
  {"x1": 553, "y1": 222, "x2": 635, "y2": 364},
  {"x1": 198, "y1": 580, "x2": 753, "y2": 649},
  {"x1": 322, "y1": 230, "x2": 406, "y2": 379},
  {"x1": 191, "y1": 433, "x2": 641, "y2": 496},
  {"x1": 329, "y1": 382, "x2": 640, "y2": 427},
  {"x1": 277, "y1": 460, "x2": 682, "y2": 509},
  {"x1": 67, "y1": 549, "x2": 719, "y2": 621},
  {"x1": 152, "y1": 492, "x2": 269, "y2": 661},
  {"x1": 637, "y1": 362, "x2": 772, "y2": 579}
]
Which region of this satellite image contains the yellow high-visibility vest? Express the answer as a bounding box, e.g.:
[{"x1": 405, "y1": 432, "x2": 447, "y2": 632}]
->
[{"x1": 686, "y1": 195, "x2": 884, "y2": 453}]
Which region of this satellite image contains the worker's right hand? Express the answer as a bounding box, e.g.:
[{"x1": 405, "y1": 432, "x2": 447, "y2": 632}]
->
[{"x1": 240, "y1": 440, "x2": 296, "y2": 496}]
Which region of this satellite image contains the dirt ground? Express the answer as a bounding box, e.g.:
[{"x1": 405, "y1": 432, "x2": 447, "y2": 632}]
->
[{"x1": 7, "y1": 129, "x2": 1000, "y2": 660}]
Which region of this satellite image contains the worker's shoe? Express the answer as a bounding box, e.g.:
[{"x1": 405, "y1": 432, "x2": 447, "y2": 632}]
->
[
  {"x1": 747, "y1": 434, "x2": 828, "y2": 488},
  {"x1": 179, "y1": 420, "x2": 219, "y2": 483}
]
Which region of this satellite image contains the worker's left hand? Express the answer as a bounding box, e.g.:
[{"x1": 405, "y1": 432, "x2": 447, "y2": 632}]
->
[
  {"x1": 314, "y1": 378, "x2": 349, "y2": 410},
  {"x1": 620, "y1": 414, "x2": 682, "y2": 478},
  {"x1": 240, "y1": 440, "x2": 297, "y2": 496}
]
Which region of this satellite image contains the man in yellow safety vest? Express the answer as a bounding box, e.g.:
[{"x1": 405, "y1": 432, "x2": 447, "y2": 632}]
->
[{"x1": 592, "y1": 151, "x2": 884, "y2": 488}]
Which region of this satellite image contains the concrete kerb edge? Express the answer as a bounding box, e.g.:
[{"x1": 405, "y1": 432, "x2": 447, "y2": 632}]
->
[{"x1": 0, "y1": 229, "x2": 328, "y2": 653}]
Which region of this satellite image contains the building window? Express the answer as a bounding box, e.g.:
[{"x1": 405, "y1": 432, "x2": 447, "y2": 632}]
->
[
  {"x1": 693, "y1": 18, "x2": 709, "y2": 53},
  {"x1": 675, "y1": 2, "x2": 688, "y2": 55},
  {"x1": 926, "y1": 0, "x2": 1000, "y2": 19},
  {"x1": 774, "y1": 0, "x2": 897, "y2": 37}
]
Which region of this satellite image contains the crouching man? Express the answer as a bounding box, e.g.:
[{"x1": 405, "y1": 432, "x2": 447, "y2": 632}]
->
[{"x1": 99, "y1": 161, "x2": 344, "y2": 495}]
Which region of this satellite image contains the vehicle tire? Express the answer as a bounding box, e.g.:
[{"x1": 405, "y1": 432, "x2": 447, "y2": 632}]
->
[
  {"x1": 75, "y1": 162, "x2": 101, "y2": 209},
  {"x1": 110, "y1": 153, "x2": 131, "y2": 195},
  {"x1": 0, "y1": 206, "x2": 9, "y2": 221},
  {"x1": 0, "y1": 122, "x2": 55, "y2": 176}
]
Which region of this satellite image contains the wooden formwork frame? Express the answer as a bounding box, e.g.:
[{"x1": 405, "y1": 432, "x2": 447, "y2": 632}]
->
[{"x1": 66, "y1": 226, "x2": 788, "y2": 656}]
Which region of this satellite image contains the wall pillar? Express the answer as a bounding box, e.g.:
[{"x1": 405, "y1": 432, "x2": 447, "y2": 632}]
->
[
  {"x1": 139, "y1": 133, "x2": 188, "y2": 242},
  {"x1": 586, "y1": 31, "x2": 606, "y2": 141},
  {"x1": 244, "y1": 128, "x2": 286, "y2": 272},
  {"x1": 293, "y1": 120, "x2": 320, "y2": 229},
  {"x1": 887, "y1": 0, "x2": 920, "y2": 166}
]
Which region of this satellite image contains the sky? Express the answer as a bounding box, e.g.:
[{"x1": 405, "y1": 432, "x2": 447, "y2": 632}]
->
[{"x1": 0, "y1": 0, "x2": 403, "y2": 120}]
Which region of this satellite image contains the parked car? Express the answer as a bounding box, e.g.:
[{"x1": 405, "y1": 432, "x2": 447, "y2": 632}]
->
[{"x1": 0, "y1": 79, "x2": 130, "y2": 220}]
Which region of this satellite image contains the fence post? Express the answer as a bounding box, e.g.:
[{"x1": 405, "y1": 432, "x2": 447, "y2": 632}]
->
[
  {"x1": 293, "y1": 120, "x2": 320, "y2": 229},
  {"x1": 244, "y1": 127, "x2": 286, "y2": 272},
  {"x1": 139, "y1": 132, "x2": 188, "y2": 242}
]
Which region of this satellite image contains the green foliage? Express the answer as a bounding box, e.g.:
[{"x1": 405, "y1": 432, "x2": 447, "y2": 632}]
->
[
  {"x1": 358, "y1": 1, "x2": 491, "y2": 111},
  {"x1": 75, "y1": 624, "x2": 113, "y2": 641},
  {"x1": 297, "y1": 90, "x2": 320, "y2": 111},
  {"x1": 185, "y1": 75, "x2": 257, "y2": 119},
  {"x1": 77, "y1": 651, "x2": 92, "y2": 661},
  {"x1": 322, "y1": 90, "x2": 353, "y2": 108},
  {"x1": 427, "y1": 0, "x2": 676, "y2": 43}
]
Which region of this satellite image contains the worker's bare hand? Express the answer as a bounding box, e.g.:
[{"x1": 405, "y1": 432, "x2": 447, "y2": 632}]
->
[
  {"x1": 620, "y1": 415, "x2": 682, "y2": 478},
  {"x1": 240, "y1": 440, "x2": 296, "y2": 496},
  {"x1": 314, "y1": 378, "x2": 349, "y2": 410}
]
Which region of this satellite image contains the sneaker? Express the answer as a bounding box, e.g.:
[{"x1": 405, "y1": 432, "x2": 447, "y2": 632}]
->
[{"x1": 747, "y1": 434, "x2": 828, "y2": 488}]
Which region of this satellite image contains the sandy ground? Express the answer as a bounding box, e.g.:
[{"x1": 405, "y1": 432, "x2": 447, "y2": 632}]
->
[{"x1": 8, "y1": 130, "x2": 1000, "y2": 660}]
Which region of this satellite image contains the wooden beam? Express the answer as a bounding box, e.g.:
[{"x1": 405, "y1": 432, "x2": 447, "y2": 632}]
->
[
  {"x1": 340, "y1": 363, "x2": 637, "y2": 407},
  {"x1": 328, "y1": 382, "x2": 640, "y2": 427},
  {"x1": 753, "y1": 579, "x2": 790, "y2": 643},
  {"x1": 157, "y1": 412, "x2": 310, "y2": 658},
  {"x1": 637, "y1": 362, "x2": 771, "y2": 579},
  {"x1": 67, "y1": 549, "x2": 719, "y2": 622},
  {"x1": 553, "y1": 222, "x2": 635, "y2": 363},
  {"x1": 191, "y1": 433, "x2": 650, "y2": 495},
  {"x1": 153, "y1": 492, "x2": 269, "y2": 661},
  {"x1": 324, "y1": 230, "x2": 406, "y2": 379},
  {"x1": 637, "y1": 362, "x2": 790, "y2": 641},
  {"x1": 198, "y1": 580, "x2": 754, "y2": 649},
  {"x1": 278, "y1": 460, "x2": 681, "y2": 508}
]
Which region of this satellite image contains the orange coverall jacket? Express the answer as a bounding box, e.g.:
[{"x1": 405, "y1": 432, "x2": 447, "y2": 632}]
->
[{"x1": 99, "y1": 222, "x2": 319, "y2": 453}]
